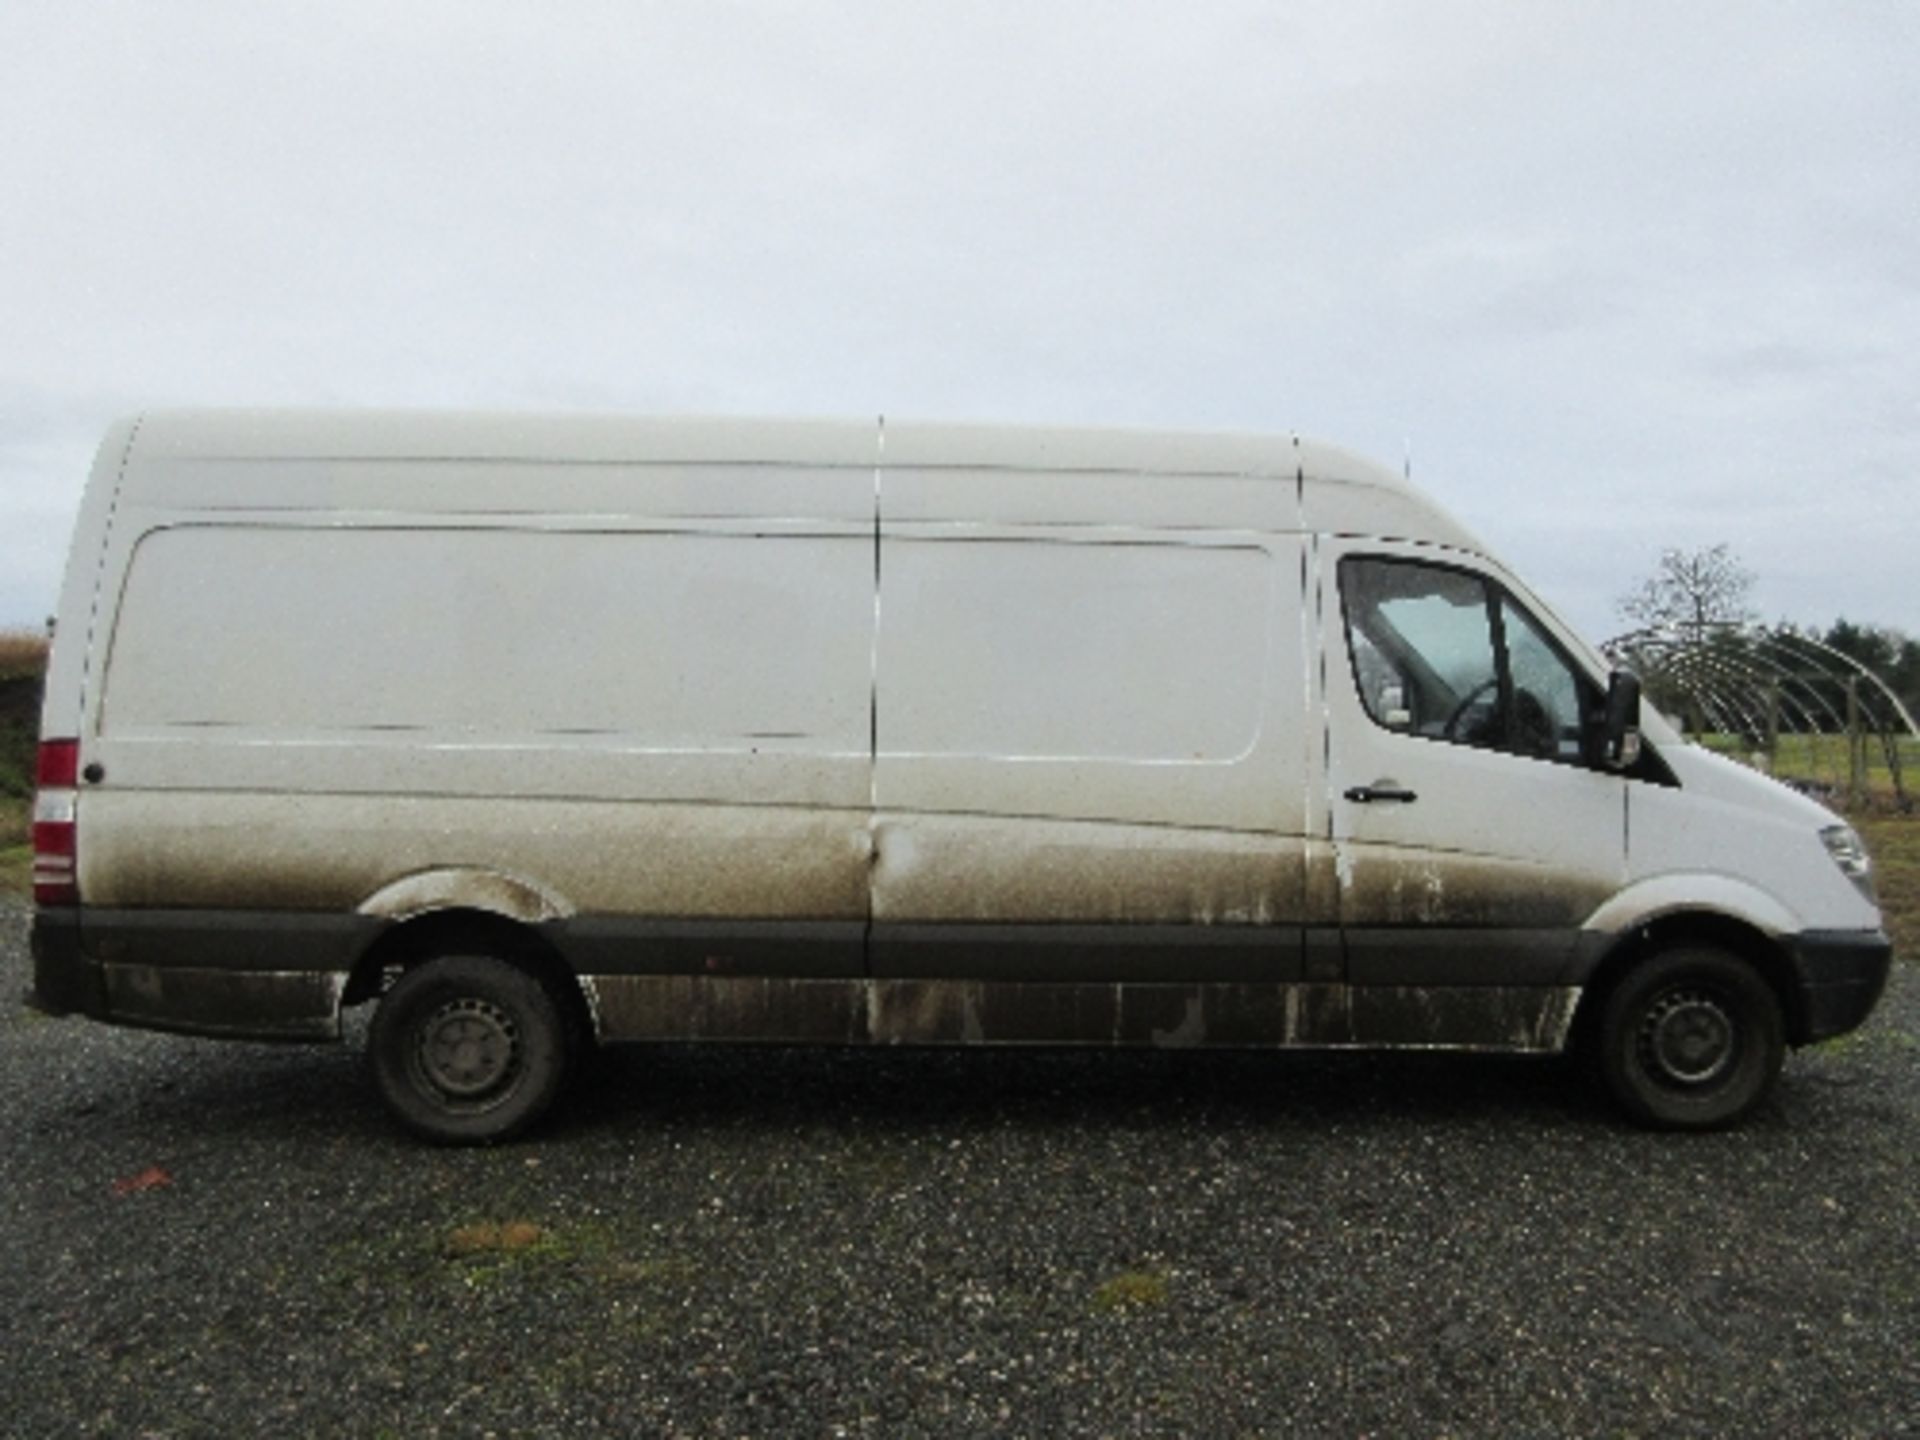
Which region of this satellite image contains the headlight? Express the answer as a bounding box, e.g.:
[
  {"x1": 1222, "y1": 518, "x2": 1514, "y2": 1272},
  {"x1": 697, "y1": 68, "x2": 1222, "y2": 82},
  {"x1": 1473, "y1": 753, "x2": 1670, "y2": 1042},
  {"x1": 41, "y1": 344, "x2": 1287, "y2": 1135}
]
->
[{"x1": 1821, "y1": 825, "x2": 1877, "y2": 905}]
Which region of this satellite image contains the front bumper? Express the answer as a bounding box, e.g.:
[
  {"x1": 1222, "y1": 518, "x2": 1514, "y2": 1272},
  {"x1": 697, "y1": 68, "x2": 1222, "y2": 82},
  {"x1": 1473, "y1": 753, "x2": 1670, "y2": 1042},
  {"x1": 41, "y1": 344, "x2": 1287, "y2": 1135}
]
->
[{"x1": 1790, "y1": 928, "x2": 1894, "y2": 1043}]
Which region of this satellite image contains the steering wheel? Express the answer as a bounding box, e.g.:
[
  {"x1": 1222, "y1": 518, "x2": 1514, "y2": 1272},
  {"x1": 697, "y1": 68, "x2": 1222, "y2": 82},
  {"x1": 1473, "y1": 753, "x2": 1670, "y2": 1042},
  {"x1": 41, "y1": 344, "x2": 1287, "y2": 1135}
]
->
[
  {"x1": 1511, "y1": 688, "x2": 1556, "y2": 757},
  {"x1": 1442, "y1": 678, "x2": 1500, "y2": 741}
]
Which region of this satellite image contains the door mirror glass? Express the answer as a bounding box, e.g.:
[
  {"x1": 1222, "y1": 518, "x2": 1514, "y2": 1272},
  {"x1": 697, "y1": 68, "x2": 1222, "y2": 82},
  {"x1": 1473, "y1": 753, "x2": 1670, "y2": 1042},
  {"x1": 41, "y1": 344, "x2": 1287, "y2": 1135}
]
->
[{"x1": 1378, "y1": 683, "x2": 1411, "y2": 730}]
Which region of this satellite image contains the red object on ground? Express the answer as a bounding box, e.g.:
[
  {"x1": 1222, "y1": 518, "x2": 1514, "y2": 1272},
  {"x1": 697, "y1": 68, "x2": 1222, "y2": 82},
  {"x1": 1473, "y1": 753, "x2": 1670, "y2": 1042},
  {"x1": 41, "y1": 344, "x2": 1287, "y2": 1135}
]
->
[{"x1": 112, "y1": 1167, "x2": 173, "y2": 1196}]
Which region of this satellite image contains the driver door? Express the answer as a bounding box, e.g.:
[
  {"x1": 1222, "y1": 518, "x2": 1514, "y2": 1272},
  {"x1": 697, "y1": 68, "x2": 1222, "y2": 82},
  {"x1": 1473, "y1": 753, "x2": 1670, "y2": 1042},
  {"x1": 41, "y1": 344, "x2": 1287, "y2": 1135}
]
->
[{"x1": 1318, "y1": 541, "x2": 1626, "y2": 989}]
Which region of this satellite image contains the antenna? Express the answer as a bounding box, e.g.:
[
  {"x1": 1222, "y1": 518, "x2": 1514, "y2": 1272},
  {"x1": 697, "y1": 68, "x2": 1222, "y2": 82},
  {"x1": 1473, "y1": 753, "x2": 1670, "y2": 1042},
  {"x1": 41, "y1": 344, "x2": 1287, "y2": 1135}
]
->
[{"x1": 1403, "y1": 438, "x2": 1412, "y2": 481}]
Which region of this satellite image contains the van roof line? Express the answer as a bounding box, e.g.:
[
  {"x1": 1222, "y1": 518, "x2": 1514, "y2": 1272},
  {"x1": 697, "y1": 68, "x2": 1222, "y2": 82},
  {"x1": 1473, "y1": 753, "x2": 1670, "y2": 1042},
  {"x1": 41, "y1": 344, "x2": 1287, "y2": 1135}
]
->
[{"x1": 124, "y1": 408, "x2": 1408, "y2": 488}]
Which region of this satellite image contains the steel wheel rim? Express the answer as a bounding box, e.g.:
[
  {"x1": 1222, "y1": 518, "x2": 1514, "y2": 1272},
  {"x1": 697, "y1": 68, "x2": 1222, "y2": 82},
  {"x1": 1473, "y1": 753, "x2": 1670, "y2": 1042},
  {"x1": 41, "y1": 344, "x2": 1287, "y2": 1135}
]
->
[
  {"x1": 1638, "y1": 987, "x2": 1737, "y2": 1087},
  {"x1": 413, "y1": 996, "x2": 522, "y2": 1105}
]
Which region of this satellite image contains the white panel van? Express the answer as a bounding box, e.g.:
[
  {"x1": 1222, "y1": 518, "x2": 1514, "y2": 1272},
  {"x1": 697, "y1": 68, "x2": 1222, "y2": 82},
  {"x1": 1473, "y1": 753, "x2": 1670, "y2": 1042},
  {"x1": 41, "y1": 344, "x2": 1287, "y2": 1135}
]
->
[{"x1": 28, "y1": 412, "x2": 1891, "y2": 1140}]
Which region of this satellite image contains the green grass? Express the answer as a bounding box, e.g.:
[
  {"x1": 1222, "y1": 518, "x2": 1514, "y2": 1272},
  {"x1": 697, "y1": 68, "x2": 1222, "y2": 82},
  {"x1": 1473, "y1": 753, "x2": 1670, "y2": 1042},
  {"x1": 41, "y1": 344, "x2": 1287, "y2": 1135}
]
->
[
  {"x1": 0, "y1": 628, "x2": 47, "y2": 680},
  {"x1": 1698, "y1": 730, "x2": 1920, "y2": 806},
  {"x1": 1091, "y1": 1269, "x2": 1170, "y2": 1314},
  {"x1": 0, "y1": 840, "x2": 26, "y2": 898},
  {"x1": 1, "y1": 735, "x2": 31, "y2": 901},
  {"x1": 0, "y1": 792, "x2": 25, "y2": 900},
  {"x1": 0, "y1": 719, "x2": 33, "y2": 802},
  {"x1": 0, "y1": 638, "x2": 46, "y2": 901},
  {"x1": 1859, "y1": 814, "x2": 1920, "y2": 963}
]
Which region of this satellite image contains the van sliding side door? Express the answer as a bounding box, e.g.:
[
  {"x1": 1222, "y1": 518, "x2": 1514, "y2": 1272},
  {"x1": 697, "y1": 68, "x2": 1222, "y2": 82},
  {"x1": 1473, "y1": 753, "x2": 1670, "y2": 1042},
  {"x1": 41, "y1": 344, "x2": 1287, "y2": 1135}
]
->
[{"x1": 865, "y1": 435, "x2": 1315, "y2": 1032}]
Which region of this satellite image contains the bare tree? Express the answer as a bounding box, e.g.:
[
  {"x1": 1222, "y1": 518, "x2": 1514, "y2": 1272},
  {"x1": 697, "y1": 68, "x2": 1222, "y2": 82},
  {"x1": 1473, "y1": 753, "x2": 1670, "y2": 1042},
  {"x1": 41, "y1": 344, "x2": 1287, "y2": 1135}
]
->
[{"x1": 1618, "y1": 544, "x2": 1757, "y2": 641}]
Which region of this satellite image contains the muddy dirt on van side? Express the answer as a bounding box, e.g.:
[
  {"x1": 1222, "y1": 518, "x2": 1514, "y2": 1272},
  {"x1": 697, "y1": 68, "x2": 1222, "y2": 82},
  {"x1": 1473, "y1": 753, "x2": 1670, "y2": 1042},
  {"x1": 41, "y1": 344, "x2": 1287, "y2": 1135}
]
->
[{"x1": 2, "y1": 899, "x2": 1916, "y2": 1438}]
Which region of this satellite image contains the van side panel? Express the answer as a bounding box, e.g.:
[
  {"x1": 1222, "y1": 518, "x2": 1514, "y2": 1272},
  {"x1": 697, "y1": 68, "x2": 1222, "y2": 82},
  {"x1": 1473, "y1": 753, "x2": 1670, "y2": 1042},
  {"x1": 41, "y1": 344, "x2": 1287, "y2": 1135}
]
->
[
  {"x1": 97, "y1": 525, "x2": 872, "y2": 800},
  {"x1": 44, "y1": 412, "x2": 1619, "y2": 1063},
  {"x1": 78, "y1": 457, "x2": 880, "y2": 996},
  {"x1": 78, "y1": 793, "x2": 872, "y2": 920},
  {"x1": 870, "y1": 465, "x2": 1314, "y2": 979},
  {"x1": 874, "y1": 535, "x2": 1281, "y2": 824}
]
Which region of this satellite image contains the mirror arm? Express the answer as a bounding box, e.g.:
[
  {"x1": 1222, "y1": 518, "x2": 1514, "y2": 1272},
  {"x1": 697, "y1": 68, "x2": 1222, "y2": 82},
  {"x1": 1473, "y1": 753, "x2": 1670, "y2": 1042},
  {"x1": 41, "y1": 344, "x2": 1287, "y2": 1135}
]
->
[{"x1": 1602, "y1": 670, "x2": 1643, "y2": 769}]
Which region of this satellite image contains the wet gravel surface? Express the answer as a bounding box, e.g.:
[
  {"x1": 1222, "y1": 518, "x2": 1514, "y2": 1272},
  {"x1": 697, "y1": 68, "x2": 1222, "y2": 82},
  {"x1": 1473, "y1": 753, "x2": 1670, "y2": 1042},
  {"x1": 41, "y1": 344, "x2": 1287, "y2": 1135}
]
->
[{"x1": 4, "y1": 901, "x2": 1917, "y2": 1438}]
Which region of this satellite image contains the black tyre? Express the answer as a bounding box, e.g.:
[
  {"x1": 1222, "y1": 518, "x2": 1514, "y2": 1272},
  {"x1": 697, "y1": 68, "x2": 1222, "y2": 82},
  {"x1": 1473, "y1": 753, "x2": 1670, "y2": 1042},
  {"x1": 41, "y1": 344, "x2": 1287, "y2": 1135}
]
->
[
  {"x1": 369, "y1": 953, "x2": 572, "y2": 1144},
  {"x1": 1596, "y1": 945, "x2": 1785, "y2": 1130}
]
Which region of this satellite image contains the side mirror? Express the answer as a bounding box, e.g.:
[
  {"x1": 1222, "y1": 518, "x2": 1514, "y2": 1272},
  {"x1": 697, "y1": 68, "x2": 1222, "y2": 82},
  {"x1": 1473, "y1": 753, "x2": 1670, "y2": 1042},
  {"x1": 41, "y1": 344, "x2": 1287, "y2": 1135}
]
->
[
  {"x1": 1601, "y1": 670, "x2": 1642, "y2": 769},
  {"x1": 1379, "y1": 683, "x2": 1412, "y2": 730}
]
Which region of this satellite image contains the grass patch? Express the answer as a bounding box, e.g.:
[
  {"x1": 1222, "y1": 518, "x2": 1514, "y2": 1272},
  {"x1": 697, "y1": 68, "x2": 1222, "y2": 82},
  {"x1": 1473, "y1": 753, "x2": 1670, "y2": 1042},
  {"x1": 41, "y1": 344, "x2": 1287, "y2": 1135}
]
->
[
  {"x1": 1091, "y1": 1269, "x2": 1170, "y2": 1314},
  {"x1": 1817, "y1": 1023, "x2": 1919, "y2": 1056},
  {"x1": 1, "y1": 631, "x2": 36, "y2": 901},
  {"x1": 0, "y1": 719, "x2": 34, "y2": 803},
  {"x1": 1699, "y1": 730, "x2": 1920, "y2": 807},
  {"x1": 1859, "y1": 813, "x2": 1920, "y2": 962},
  {"x1": 0, "y1": 838, "x2": 25, "y2": 901},
  {"x1": 1, "y1": 639, "x2": 46, "y2": 899},
  {"x1": 0, "y1": 629, "x2": 47, "y2": 681},
  {"x1": 321, "y1": 1215, "x2": 629, "y2": 1301},
  {"x1": 444, "y1": 1216, "x2": 640, "y2": 1292},
  {"x1": 437, "y1": 1216, "x2": 615, "y2": 1279},
  {"x1": 444, "y1": 1219, "x2": 550, "y2": 1257}
]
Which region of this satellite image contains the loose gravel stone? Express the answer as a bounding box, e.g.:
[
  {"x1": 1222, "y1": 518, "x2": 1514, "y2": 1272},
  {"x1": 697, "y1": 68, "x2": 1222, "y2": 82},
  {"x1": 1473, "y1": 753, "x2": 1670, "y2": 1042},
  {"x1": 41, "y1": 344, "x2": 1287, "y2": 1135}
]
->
[{"x1": 3, "y1": 899, "x2": 1916, "y2": 1437}]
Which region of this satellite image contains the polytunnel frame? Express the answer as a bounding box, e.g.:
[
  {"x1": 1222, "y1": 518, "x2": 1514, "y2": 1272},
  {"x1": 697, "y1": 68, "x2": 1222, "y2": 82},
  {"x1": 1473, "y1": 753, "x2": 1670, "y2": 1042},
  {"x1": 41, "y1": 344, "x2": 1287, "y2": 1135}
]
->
[{"x1": 1602, "y1": 623, "x2": 1917, "y2": 810}]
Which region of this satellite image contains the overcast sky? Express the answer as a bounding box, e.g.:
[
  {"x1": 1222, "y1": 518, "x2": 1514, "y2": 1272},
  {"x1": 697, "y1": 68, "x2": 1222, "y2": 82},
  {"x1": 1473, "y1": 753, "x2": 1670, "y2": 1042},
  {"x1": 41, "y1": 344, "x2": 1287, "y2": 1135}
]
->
[{"x1": 2, "y1": 1, "x2": 1915, "y2": 640}]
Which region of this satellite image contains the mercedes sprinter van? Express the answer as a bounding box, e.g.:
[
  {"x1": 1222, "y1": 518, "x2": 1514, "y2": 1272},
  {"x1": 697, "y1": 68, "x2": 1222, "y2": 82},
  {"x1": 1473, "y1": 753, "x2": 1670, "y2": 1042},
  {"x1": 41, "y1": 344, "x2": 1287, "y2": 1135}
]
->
[{"x1": 28, "y1": 412, "x2": 1892, "y2": 1140}]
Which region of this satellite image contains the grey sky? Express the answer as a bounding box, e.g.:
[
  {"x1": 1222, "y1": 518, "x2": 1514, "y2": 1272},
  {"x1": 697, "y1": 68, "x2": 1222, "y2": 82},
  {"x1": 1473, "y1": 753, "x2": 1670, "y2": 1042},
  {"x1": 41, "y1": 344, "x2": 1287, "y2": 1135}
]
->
[{"x1": 3, "y1": 1, "x2": 1915, "y2": 640}]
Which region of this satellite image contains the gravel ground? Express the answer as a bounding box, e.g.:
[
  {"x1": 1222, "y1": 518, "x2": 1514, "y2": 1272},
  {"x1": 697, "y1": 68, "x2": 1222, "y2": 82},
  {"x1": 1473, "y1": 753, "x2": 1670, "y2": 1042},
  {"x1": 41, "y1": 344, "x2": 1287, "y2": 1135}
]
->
[{"x1": 3, "y1": 900, "x2": 1916, "y2": 1438}]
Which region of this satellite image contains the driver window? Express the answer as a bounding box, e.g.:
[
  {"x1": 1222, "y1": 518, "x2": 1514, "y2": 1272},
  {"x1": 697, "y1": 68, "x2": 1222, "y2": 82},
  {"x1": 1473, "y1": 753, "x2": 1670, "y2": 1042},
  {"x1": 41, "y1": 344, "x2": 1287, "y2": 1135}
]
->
[
  {"x1": 1340, "y1": 556, "x2": 1598, "y2": 763},
  {"x1": 1341, "y1": 559, "x2": 1501, "y2": 746}
]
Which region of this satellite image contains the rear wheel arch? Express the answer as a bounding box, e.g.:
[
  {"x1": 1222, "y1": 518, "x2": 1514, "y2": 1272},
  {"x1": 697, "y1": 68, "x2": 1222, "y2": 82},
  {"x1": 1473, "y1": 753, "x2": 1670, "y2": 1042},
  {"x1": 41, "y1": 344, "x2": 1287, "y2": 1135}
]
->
[{"x1": 342, "y1": 908, "x2": 595, "y2": 1046}]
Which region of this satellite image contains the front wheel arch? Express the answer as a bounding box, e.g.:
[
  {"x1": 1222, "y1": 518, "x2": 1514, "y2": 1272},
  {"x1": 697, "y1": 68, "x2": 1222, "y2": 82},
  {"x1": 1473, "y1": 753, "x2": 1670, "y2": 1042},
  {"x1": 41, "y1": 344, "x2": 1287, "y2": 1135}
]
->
[{"x1": 1571, "y1": 912, "x2": 1806, "y2": 1050}]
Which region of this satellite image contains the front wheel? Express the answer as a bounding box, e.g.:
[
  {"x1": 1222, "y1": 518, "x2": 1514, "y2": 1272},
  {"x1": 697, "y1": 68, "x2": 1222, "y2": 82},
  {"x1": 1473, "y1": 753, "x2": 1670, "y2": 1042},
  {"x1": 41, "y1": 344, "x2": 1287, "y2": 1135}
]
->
[
  {"x1": 369, "y1": 953, "x2": 572, "y2": 1144},
  {"x1": 1596, "y1": 946, "x2": 1785, "y2": 1130}
]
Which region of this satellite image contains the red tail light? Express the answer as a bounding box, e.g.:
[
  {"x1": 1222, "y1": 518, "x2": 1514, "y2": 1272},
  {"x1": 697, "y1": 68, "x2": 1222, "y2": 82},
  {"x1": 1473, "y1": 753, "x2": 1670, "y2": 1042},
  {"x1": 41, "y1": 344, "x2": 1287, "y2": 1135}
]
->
[
  {"x1": 36, "y1": 738, "x2": 78, "y2": 787},
  {"x1": 32, "y1": 738, "x2": 80, "y2": 907}
]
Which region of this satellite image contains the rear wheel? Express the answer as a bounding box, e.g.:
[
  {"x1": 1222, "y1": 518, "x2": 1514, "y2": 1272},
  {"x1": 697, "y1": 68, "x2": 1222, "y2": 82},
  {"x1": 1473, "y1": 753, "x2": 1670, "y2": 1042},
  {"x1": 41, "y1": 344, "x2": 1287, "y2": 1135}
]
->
[
  {"x1": 1596, "y1": 945, "x2": 1784, "y2": 1130},
  {"x1": 369, "y1": 953, "x2": 572, "y2": 1144}
]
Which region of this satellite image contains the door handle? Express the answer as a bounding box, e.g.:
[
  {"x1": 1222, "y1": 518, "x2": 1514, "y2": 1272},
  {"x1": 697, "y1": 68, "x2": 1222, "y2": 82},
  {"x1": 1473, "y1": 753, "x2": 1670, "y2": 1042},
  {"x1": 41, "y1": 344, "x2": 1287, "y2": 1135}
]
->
[{"x1": 1344, "y1": 784, "x2": 1418, "y2": 804}]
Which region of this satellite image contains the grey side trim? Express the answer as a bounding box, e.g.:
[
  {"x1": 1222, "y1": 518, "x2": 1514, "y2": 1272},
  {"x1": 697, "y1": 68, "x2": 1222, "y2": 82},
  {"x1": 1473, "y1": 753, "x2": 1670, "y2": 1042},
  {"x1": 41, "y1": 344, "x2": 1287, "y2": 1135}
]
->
[
  {"x1": 1342, "y1": 927, "x2": 1580, "y2": 986},
  {"x1": 81, "y1": 908, "x2": 379, "y2": 972},
  {"x1": 72, "y1": 910, "x2": 1319, "y2": 984},
  {"x1": 100, "y1": 963, "x2": 344, "y2": 1041},
  {"x1": 870, "y1": 923, "x2": 1306, "y2": 982},
  {"x1": 590, "y1": 975, "x2": 1580, "y2": 1054},
  {"x1": 1303, "y1": 926, "x2": 1344, "y2": 981},
  {"x1": 556, "y1": 918, "x2": 866, "y2": 978},
  {"x1": 590, "y1": 974, "x2": 867, "y2": 1043}
]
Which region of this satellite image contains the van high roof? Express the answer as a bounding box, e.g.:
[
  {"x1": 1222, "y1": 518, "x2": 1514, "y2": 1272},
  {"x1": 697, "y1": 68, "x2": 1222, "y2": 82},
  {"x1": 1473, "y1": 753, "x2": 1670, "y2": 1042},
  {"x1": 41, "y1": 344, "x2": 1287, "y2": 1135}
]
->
[{"x1": 109, "y1": 409, "x2": 1487, "y2": 551}]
